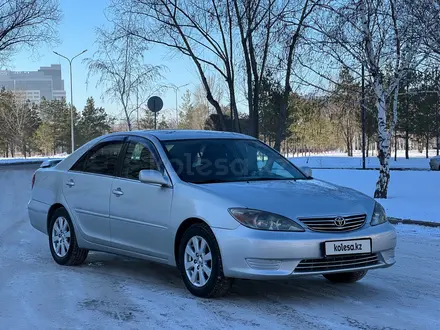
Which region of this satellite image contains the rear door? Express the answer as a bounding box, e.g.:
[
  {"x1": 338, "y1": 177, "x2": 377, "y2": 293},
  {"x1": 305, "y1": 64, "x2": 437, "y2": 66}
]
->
[
  {"x1": 62, "y1": 136, "x2": 125, "y2": 246},
  {"x1": 109, "y1": 136, "x2": 173, "y2": 260}
]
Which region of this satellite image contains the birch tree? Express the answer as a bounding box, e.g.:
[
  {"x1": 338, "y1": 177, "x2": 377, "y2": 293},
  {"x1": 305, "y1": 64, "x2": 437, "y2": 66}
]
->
[
  {"x1": 84, "y1": 17, "x2": 164, "y2": 131},
  {"x1": 301, "y1": 0, "x2": 424, "y2": 198}
]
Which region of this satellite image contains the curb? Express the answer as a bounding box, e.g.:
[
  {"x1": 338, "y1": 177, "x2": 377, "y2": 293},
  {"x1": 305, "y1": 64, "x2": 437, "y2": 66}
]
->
[{"x1": 388, "y1": 217, "x2": 440, "y2": 228}]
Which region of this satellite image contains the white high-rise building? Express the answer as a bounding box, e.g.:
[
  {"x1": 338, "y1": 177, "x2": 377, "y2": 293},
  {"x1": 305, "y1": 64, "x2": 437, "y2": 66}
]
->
[{"x1": 0, "y1": 64, "x2": 66, "y2": 104}]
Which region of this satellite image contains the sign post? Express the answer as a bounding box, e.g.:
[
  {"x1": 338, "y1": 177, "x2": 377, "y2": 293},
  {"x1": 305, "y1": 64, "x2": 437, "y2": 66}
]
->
[{"x1": 147, "y1": 96, "x2": 164, "y2": 129}]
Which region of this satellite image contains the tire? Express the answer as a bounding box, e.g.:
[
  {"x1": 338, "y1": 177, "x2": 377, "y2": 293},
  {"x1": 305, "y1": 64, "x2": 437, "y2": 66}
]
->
[
  {"x1": 178, "y1": 223, "x2": 233, "y2": 298},
  {"x1": 323, "y1": 270, "x2": 368, "y2": 283},
  {"x1": 48, "y1": 207, "x2": 89, "y2": 266}
]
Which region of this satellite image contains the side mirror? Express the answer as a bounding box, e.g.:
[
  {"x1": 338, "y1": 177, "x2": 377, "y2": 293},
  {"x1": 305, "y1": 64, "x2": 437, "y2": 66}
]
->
[
  {"x1": 139, "y1": 170, "x2": 172, "y2": 187},
  {"x1": 300, "y1": 166, "x2": 312, "y2": 178}
]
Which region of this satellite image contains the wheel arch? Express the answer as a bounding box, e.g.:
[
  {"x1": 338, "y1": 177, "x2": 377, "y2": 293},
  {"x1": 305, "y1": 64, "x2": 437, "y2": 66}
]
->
[
  {"x1": 47, "y1": 203, "x2": 66, "y2": 234},
  {"x1": 174, "y1": 217, "x2": 209, "y2": 266}
]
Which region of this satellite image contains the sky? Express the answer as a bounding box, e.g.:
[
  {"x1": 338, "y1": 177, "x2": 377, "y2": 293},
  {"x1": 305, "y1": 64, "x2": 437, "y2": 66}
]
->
[{"x1": 9, "y1": 0, "x2": 202, "y2": 119}]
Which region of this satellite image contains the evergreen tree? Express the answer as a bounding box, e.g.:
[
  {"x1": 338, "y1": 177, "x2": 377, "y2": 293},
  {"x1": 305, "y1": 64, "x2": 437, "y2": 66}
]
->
[
  {"x1": 259, "y1": 74, "x2": 284, "y2": 144},
  {"x1": 38, "y1": 99, "x2": 79, "y2": 154},
  {"x1": 139, "y1": 108, "x2": 156, "y2": 130},
  {"x1": 330, "y1": 66, "x2": 360, "y2": 156},
  {"x1": 178, "y1": 90, "x2": 195, "y2": 129},
  {"x1": 77, "y1": 97, "x2": 113, "y2": 147}
]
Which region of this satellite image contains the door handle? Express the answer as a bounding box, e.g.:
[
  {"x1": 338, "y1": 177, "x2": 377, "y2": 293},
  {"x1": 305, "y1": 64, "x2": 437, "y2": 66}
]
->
[
  {"x1": 66, "y1": 180, "x2": 75, "y2": 187},
  {"x1": 112, "y1": 188, "x2": 124, "y2": 197}
]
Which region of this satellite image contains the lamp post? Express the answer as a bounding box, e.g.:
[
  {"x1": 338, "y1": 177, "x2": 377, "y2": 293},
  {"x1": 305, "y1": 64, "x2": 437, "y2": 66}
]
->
[
  {"x1": 170, "y1": 83, "x2": 189, "y2": 127},
  {"x1": 53, "y1": 49, "x2": 87, "y2": 153}
]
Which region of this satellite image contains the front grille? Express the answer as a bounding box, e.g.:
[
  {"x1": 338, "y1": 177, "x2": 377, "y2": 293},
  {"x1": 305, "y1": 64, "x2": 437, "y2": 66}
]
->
[
  {"x1": 299, "y1": 214, "x2": 366, "y2": 232},
  {"x1": 295, "y1": 254, "x2": 379, "y2": 273}
]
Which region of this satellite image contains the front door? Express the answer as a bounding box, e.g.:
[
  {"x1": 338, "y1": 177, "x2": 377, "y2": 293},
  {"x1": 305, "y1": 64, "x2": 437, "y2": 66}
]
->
[
  {"x1": 109, "y1": 137, "x2": 173, "y2": 260},
  {"x1": 62, "y1": 137, "x2": 125, "y2": 246}
]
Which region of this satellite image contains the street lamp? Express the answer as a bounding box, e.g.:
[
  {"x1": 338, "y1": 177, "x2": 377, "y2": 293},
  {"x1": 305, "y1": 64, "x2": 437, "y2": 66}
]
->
[
  {"x1": 53, "y1": 49, "x2": 87, "y2": 153},
  {"x1": 170, "y1": 83, "x2": 189, "y2": 127}
]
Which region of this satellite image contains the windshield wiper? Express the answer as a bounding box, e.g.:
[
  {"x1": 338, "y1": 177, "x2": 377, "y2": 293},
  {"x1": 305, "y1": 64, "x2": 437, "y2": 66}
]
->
[
  {"x1": 241, "y1": 177, "x2": 297, "y2": 182},
  {"x1": 191, "y1": 178, "x2": 232, "y2": 184}
]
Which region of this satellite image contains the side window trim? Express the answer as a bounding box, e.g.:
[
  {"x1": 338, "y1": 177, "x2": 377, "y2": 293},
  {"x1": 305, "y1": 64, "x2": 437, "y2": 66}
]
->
[
  {"x1": 69, "y1": 136, "x2": 127, "y2": 177},
  {"x1": 114, "y1": 139, "x2": 130, "y2": 178},
  {"x1": 117, "y1": 136, "x2": 168, "y2": 181}
]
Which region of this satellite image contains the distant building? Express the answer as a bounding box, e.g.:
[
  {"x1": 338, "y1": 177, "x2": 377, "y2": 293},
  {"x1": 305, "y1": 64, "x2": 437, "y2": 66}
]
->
[{"x1": 0, "y1": 64, "x2": 66, "y2": 104}]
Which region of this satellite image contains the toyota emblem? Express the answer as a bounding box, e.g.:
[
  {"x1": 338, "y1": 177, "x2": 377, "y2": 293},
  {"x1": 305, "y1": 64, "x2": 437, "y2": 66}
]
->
[{"x1": 334, "y1": 216, "x2": 346, "y2": 227}]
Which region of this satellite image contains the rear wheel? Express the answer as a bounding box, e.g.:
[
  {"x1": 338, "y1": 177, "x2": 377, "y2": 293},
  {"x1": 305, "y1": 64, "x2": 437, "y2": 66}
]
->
[
  {"x1": 48, "y1": 208, "x2": 88, "y2": 266},
  {"x1": 323, "y1": 270, "x2": 368, "y2": 283},
  {"x1": 178, "y1": 223, "x2": 233, "y2": 298}
]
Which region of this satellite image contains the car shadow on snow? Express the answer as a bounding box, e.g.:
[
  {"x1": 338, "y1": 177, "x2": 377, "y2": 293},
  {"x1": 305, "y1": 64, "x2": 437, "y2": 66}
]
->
[{"x1": 78, "y1": 252, "x2": 388, "y2": 304}]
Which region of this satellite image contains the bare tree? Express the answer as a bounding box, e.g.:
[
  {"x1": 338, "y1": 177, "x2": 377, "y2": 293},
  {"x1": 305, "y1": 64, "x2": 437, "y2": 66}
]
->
[
  {"x1": 85, "y1": 14, "x2": 165, "y2": 131},
  {"x1": 416, "y1": 0, "x2": 440, "y2": 60},
  {"x1": 273, "y1": 0, "x2": 321, "y2": 151},
  {"x1": 0, "y1": 91, "x2": 40, "y2": 157},
  {"x1": 0, "y1": 0, "x2": 61, "y2": 64},
  {"x1": 233, "y1": 0, "x2": 287, "y2": 137},
  {"x1": 298, "y1": 0, "x2": 424, "y2": 198},
  {"x1": 106, "y1": 0, "x2": 246, "y2": 131}
]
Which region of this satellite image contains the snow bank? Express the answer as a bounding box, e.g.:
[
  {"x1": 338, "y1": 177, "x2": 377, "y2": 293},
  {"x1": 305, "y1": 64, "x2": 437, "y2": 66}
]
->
[
  {"x1": 290, "y1": 155, "x2": 431, "y2": 170},
  {"x1": 312, "y1": 169, "x2": 440, "y2": 223},
  {"x1": 0, "y1": 154, "x2": 68, "y2": 165}
]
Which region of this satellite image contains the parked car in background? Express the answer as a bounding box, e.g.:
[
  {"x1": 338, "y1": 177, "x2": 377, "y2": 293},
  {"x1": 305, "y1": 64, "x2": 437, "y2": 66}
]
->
[
  {"x1": 430, "y1": 156, "x2": 440, "y2": 170},
  {"x1": 28, "y1": 130, "x2": 397, "y2": 298}
]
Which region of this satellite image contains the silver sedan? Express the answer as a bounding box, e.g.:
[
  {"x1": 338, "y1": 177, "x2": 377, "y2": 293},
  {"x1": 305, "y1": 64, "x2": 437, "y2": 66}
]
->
[
  {"x1": 28, "y1": 130, "x2": 396, "y2": 298},
  {"x1": 430, "y1": 156, "x2": 440, "y2": 170}
]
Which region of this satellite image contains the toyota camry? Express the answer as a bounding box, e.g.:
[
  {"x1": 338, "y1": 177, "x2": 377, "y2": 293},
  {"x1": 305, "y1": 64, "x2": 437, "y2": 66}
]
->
[{"x1": 28, "y1": 130, "x2": 397, "y2": 298}]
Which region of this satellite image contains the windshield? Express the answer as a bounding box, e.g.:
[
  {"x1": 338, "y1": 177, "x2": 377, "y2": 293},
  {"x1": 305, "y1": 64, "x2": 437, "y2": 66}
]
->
[{"x1": 162, "y1": 138, "x2": 308, "y2": 184}]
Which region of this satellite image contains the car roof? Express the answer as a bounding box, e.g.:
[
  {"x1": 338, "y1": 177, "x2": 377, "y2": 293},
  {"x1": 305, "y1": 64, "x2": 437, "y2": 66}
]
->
[{"x1": 118, "y1": 129, "x2": 255, "y2": 141}]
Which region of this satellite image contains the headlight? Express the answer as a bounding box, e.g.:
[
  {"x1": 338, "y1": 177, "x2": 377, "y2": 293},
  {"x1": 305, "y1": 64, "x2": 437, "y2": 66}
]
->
[
  {"x1": 371, "y1": 202, "x2": 387, "y2": 226},
  {"x1": 228, "y1": 208, "x2": 304, "y2": 232}
]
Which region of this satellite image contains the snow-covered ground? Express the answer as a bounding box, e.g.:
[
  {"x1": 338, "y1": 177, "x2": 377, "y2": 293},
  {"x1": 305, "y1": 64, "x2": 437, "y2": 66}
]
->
[
  {"x1": 307, "y1": 169, "x2": 440, "y2": 223},
  {"x1": 1, "y1": 165, "x2": 439, "y2": 329},
  {"x1": 289, "y1": 149, "x2": 439, "y2": 170},
  {"x1": 2, "y1": 149, "x2": 438, "y2": 169}
]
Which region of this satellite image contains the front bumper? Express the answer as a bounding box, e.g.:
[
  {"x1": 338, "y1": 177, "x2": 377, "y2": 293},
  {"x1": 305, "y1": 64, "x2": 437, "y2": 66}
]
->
[{"x1": 213, "y1": 222, "x2": 396, "y2": 279}]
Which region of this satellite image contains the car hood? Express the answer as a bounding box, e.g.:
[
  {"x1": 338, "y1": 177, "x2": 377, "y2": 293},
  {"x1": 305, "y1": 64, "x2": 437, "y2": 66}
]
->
[{"x1": 196, "y1": 179, "x2": 374, "y2": 220}]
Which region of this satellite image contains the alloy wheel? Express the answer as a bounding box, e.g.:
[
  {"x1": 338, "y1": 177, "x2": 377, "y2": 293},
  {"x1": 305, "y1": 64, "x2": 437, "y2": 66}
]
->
[
  {"x1": 51, "y1": 216, "x2": 71, "y2": 257},
  {"x1": 184, "y1": 236, "x2": 212, "y2": 287}
]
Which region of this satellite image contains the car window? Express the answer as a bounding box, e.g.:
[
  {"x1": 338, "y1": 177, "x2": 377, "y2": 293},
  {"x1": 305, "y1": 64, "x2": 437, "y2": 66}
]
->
[
  {"x1": 72, "y1": 141, "x2": 123, "y2": 176},
  {"x1": 121, "y1": 141, "x2": 158, "y2": 180},
  {"x1": 254, "y1": 146, "x2": 292, "y2": 178},
  {"x1": 162, "y1": 138, "x2": 307, "y2": 184}
]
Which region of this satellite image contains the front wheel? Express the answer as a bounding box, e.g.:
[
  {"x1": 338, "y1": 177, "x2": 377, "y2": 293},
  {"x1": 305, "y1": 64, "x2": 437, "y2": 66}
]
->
[
  {"x1": 48, "y1": 208, "x2": 89, "y2": 266},
  {"x1": 323, "y1": 270, "x2": 368, "y2": 283},
  {"x1": 178, "y1": 223, "x2": 233, "y2": 298}
]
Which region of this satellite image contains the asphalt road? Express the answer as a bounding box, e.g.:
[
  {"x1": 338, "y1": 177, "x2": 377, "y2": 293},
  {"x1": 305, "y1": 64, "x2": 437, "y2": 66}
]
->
[{"x1": 1, "y1": 165, "x2": 439, "y2": 330}]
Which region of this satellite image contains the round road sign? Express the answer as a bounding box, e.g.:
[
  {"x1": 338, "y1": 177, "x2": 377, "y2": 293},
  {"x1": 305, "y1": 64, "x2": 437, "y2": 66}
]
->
[{"x1": 147, "y1": 96, "x2": 163, "y2": 113}]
